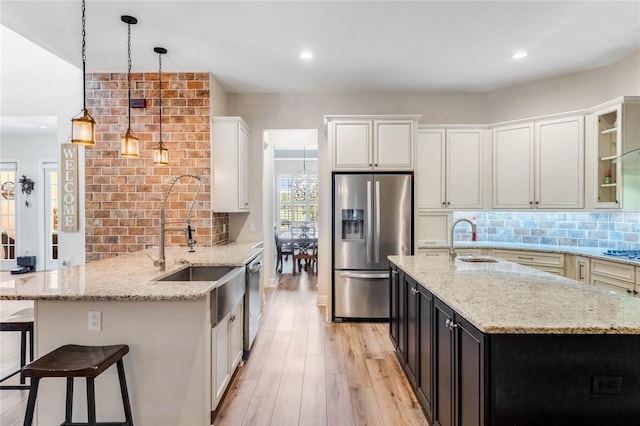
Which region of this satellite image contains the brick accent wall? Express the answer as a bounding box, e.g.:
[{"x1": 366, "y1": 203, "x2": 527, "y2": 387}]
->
[{"x1": 85, "y1": 72, "x2": 228, "y2": 261}]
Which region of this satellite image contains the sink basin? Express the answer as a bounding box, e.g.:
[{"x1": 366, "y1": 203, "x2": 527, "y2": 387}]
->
[
  {"x1": 158, "y1": 266, "x2": 236, "y2": 281},
  {"x1": 459, "y1": 257, "x2": 498, "y2": 263}
]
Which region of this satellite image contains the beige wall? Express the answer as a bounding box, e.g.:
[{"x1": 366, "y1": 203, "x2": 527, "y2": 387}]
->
[{"x1": 488, "y1": 52, "x2": 640, "y2": 123}]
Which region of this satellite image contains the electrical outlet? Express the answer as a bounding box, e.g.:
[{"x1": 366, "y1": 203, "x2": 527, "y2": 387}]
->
[{"x1": 88, "y1": 311, "x2": 101, "y2": 331}]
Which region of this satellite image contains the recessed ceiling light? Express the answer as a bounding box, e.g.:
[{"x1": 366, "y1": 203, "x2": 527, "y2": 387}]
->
[
  {"x1": 299, "y1": 51, "x2": 313, "y2": 60},
  {"x1": 511, "y1": 51, "x2": 527, "y2": 60}
]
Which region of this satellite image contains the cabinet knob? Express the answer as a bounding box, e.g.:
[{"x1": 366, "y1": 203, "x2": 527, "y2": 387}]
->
[
  {"x1": 374, "y1": 163, "x2": 378, "y2": 167},
  {"x1": 535, "y1": 201, "x2": 539, "y2": 205},
  {"x1": 230, "y1": 314, "x2": 236, "y2": 322},
  {"x1": 627, "y1": 289, "x2": 633, "y2": 295},
  {"x1": 445, "y1": 319, "x2": 457, "y2": 331},
  {"x1": 446, "y1": 202, "x2": 450, "y2": 206},
  {"x1": 442, "y1": 202, "x2": 446, "y2": 206},
  {"x1": 529, "y1": 201, "x2": 533, "y2": 205}
]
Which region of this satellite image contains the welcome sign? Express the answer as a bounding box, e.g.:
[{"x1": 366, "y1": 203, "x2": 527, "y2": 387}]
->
[{"x1": 61, "y1": 143, "x2": 79, "y2": 232}]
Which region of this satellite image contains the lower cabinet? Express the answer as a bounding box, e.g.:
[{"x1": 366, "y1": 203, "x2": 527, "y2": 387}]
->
[
  {"x1": 433, "y1": 298, "x2": 485, "y2": 426},
  {"x1": 212, "y1": 298, "x2": 244, "y2": 410}
]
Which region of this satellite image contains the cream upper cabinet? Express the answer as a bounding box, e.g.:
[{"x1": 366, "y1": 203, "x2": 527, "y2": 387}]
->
[
  {"x1": 416, "y1": 127, "x2": 483, "y2": 209},
  {"x1": 212, "y1": 116, "x2": 250, "y2": 212},
  {"x1": 493, "y1": 115, "x2": 584, "y2": 209},
  {"x1": 535, "y1": 115, "x2": 584, "y2": 208},
  {"x1": 492, "y1": 123, "x2": 534, "y2": 208},
  {"x1": 326, "y1": 115, "x2": 420, "y2": 171}
]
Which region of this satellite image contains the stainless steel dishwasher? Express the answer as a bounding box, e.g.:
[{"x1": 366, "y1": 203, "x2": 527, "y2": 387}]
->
[{"x1": 244, "y1": 254, "x2": 262, "y2": 358}]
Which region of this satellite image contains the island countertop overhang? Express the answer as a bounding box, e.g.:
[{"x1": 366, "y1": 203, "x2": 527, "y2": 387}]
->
[
  {"x1": 389, "y1": 254, "x2": 640, "y2": 335},
  {"x1": 0, "y1": 242, "x2": 263, "y2": 301}
]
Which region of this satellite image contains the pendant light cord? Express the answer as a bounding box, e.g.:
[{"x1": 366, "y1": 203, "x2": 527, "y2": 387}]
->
[
  {"x1": 158, "y1": 51, "x2": 163, "y2": 145},
  {"x1": 127, "y1": 21, "x2": 132, "y2": 130},
  {"x1": 81, "y1": 0, "x2": 87, "y2": 111}
]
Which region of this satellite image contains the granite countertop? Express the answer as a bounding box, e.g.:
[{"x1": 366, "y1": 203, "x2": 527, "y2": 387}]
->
[
  {"x1": 0, "y1": 242, "x2": 263, "y2": 301},
  {"x1": 389, "y1": 254, "x2": 640, "y2": 335},
  {"x1": 418, "y1": 241, "x2": 640, "y2": 266}
]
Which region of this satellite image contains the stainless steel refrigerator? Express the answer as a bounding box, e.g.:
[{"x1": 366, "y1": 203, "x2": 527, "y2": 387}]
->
[{"x1": 333, "y1": 173, "x2": 413, "y2": 320}]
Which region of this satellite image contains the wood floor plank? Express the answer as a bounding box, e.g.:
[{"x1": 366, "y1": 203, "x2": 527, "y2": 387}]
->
[
  {"x1": 326, "y1": 373, "x2": 355, "y2": 426},
  {"x1": 299, "y1": 353, "x2": 326, "y2": 426},
  {"x1": 366, "y1": 358, "x2": 427, "y2": 426},
  {"x1": 324, "y1": 322, "x2": 347, "y2": 375},
  {"x1": 215, "y1": 378, "x2": 257, "y2": 426},
  {"x1": 270, "y1": 356, "x2": 305, "y2": 426},
  {"x1": 242, "y1": 395, "x2": 277, "y2": 426},
  {"x1": 340, "y1": 324, "x2": 373, "y2": 388},
  {"x1": 350, "y1": 386, "x2": 385, "y2": 426},
  {"x1": 382, "y1": 351, "x2": 421, "y2": 410}
]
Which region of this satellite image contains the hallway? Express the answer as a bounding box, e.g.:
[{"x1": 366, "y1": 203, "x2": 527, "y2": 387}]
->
[{"x1": 214, "y1": 271, "x2": 427, "y2": 425}]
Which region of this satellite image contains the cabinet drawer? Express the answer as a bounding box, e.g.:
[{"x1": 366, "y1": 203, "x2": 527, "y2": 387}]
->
[
  {"x1": 591, "y1": 274, "x2": 635, "y2": 296},
  {"x1": 417, "y1": 249, "x2": 448, "y2": 257},
  {"x1": 493, "y1": 250, "x2": 564, "y2": 268},
  {"x1": 591, "y1": 259, "x2": 635, "y2": 283}
]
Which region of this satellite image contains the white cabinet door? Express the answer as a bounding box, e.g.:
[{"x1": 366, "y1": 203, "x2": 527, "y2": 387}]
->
[
  {"x1": 229, "y1": 299, "x2": 244, "y2": 371},
  {"x1": 333, "y1": 120, "x2": 372, "y2": 169},
  {"x1": 416, "y1": 129, "x2": 446, "y2": 209},
  {"x1": 374, "y1": 120, "x2": 413, "y2": 170},
  {"x1": 212, "y1": 117, "x2": 251, "y2": 212},
  {"x1": 535, "y1": 115, "x2": 584, "y2": 208},
  {"x1": 493, "y1": 123, "x2": 535, "y2": 208},
  {"x1": 212, "y1": 314, "x2": 230, "y2": 410},
  {"x1": 238, "y1": 123, "x2": 250, "y2": 210},
  {"x1": 446, "y1": 129, "x2": 483, "y2": 209}
]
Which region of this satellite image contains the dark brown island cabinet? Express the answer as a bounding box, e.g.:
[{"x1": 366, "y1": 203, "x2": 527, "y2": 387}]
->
[{"x1": 389, "y1": 261, "x2": 640, "y2": 426}]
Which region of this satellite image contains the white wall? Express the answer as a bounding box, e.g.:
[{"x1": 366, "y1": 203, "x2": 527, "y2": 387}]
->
[
  {"x1": 1, "y1": 25, "x2": 85, "y2": 266},
  {"x1": 487, "y1": 52, "x2": 640, "y2": 122},
  {"x1": 0, "y1": 133, "x2": 58, "y2": 270}
]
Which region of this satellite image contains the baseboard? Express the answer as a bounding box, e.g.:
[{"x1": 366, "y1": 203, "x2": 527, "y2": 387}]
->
[{"x1": 316, "y1": 294, "x2": 327, "y2": 307}]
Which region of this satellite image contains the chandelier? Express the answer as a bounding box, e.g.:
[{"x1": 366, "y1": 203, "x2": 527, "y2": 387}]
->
[{"x1": 291, "y1": 147, "x2": 318, "y2": 200}]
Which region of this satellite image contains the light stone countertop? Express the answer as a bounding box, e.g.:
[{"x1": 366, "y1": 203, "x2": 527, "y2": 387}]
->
[
  {"x1": 418, "y1": 241, "x2": 640, "y2": 266},
  {"x1": 389, "y1": 254, "x2": 640, "y2": 335},
  {"x1": 0, "y1": 242, "x2": 263, "y2": 301}
]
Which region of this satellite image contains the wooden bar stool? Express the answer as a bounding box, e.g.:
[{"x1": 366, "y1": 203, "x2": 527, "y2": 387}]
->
[
  {"x1": 0, "y1": 307, "x2": 34, "y2": 390},
  {"x1": 21, "y1": 344, "x2": 133, "y2": 426}
]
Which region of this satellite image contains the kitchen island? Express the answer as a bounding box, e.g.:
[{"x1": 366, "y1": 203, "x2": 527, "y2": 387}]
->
[
  {"x1": 389, "y1": 254, "x2": 640, "y2": 426},
  {"x1": 0, "y1": 243, "x2": 262, "y2": 426}
]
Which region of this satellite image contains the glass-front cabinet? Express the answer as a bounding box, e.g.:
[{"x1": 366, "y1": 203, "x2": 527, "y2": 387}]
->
[
  {"x1": 594, "y1": 97, "x2": 640, "y2": 210},
  {"x1": 595, "y1": 104, "x2": 621, "y2": 208}
]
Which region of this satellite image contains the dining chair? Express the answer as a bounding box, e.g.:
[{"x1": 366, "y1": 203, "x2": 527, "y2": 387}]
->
[
  {"x1": 274, "y1": 231, "x2": 293, "y2": 273},
  {"x1": 292, "y1": 241, "x2": 317, "y2": 276}
]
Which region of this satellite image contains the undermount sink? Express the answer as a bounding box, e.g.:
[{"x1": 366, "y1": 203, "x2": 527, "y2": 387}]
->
[
  {"x1": 459, "y1": 257, "x2": 498, "y2": 263},
  {"x1": 157, "y1": 266, "x2": 237, "y2": 281}
]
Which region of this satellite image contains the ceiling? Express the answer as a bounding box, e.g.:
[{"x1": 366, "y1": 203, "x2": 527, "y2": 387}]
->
[{"x1": 1, "y1": 0, "x2": 639, "y2": 95}]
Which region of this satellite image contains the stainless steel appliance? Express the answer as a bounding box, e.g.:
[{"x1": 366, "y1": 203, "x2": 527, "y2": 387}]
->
[
  {"x1": 602, "y1": 249, "x2": 640, "y2": 260},
  {"x1": 244, "y1": 254, "x2": 262, "y2": 357},
  {"x1": 333, "y1": 173, "x2": 413, "y2": 320}
]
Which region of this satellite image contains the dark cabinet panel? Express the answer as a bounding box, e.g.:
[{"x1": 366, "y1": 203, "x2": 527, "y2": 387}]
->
[
  {"x1": 434, "y1": 299, "x2": 454, "y2": 426},
  {"x1": 417, "y1": 286, "x2": 434, "y2": 423},
  {"x1": 406, "y1": 275, "x2": 418, "y2": 384},
  {"x1": 457, "y1": 315, "x2": 484, "y2": 426},
  {"x1": 397, "y1": 268, "x2": 407, "y2": 361},
  {"x1": 389, "y1": 267, "x2": 399, "y2": 348}
]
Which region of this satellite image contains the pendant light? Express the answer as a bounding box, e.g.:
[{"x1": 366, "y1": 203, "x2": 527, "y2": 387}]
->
[
  {"x1": 153, "y1": 47, "x2": 169, "y2": 166},
  {"x1": 71, "y1": 0, "x2": 95, "y2": 146},
  {"x1": 120, "y1": 15, "x2": 139, "y2": 158},
  {"x1": 291, "y1": 147, "x2": 318, "y2": 200}
]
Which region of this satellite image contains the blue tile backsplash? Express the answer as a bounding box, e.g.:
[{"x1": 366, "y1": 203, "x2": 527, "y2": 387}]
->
[{"x1": 452, "y1": 212, "x2": 640, "y2": 250}]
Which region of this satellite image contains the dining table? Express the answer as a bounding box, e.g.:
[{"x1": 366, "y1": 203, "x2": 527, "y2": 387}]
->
[{"x1": 276, "y1": 228, "x2": 318, "y2": 273}]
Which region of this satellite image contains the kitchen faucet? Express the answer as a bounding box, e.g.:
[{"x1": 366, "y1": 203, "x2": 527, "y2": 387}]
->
[
  {"x1": 155, "y1": 174, "x2": 203, "y2": 271},
  {"x1": 449, "y1": 218, "x2": 477, "y2": 261}
]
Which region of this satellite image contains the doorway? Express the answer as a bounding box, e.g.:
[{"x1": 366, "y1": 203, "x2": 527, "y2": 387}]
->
[{"x1": 262, "y1": 129, "x2": 318, "y2": 288}]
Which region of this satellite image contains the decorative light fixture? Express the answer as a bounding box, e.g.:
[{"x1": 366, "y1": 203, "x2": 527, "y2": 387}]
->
[
  {"x1": 120, "y1": 15, "x2": 139, "y2": 158},
  {"x1": 291, "y1": 146, "x2": 318, "y2": 200},
  {"x1": 71, "y1": 0, "x2": 96, "y2": 146},
  {"x1": 153, "y1": 47, "x2": 169, "y2": 166}
]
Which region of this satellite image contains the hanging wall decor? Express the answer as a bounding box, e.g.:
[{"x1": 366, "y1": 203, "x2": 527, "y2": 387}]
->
[{"x1": 18, "y1": 175, "x2": 35, "y2": 207}]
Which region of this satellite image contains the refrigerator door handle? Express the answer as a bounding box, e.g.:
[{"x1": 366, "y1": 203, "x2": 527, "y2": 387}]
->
[
  {"x1": 338, "y1": 272, "x2": 390, "y2": 279},
  {"x1": 367, "y1": 180, "x2": 373, "y2": 265},
  {"x1": 375, "y1": 180, "x2": 380, "y2": 264}
]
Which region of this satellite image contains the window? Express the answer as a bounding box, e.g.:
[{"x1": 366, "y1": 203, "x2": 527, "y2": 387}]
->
[
  {"x1": 0, "y1": 163, "x2": 17, "y2": 260},
  {"x1": 277, "y1": 175, "x2": 318, "y2": 232}
]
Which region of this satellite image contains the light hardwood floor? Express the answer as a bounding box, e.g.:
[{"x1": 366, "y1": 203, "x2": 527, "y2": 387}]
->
[
  {"x1": 215, "y1": 268, "x2": 428, "y2": 426},
  {"x1": 0, "y1": 266, "x2": 428, "y2": 426}
]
